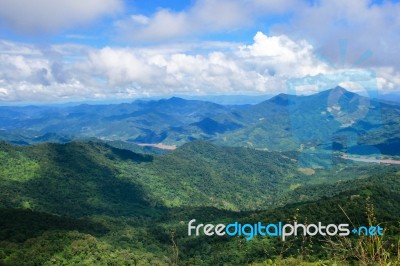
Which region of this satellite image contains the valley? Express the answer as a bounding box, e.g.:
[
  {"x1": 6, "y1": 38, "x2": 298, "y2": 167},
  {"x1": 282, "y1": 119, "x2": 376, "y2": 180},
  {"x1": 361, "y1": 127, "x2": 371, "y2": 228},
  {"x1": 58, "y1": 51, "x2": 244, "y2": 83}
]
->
[
  {"x1": 1, "y1": 87, "x2": 400, "y2": 157},
  {"x1": 1, "y1": 1, "x2": 398, "y2": 264},
  {"x1": 0, "y1": 139, "x2": 399, "y2": 265},
  {"x1": 0, "y1": 88, "x2": 399, "y2": 265}
]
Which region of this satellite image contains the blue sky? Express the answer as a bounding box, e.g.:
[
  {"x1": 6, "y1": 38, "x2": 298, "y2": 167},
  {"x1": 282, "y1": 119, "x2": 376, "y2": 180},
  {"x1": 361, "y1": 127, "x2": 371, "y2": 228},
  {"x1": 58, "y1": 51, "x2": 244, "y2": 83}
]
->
[
  {"x1": 0, "y1": 0, "x2": 399, "y2": 102},
  {"x1": 0, "y1": 0, "x2": 284, "y2": 43}
]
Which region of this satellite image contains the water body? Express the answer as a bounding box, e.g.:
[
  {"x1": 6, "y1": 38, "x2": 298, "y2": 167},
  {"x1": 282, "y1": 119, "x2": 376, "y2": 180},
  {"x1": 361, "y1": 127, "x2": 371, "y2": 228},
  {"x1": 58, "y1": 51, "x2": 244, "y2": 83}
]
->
[{"x1": 342, "y1": 155, "x2": 400, "y2": 165}]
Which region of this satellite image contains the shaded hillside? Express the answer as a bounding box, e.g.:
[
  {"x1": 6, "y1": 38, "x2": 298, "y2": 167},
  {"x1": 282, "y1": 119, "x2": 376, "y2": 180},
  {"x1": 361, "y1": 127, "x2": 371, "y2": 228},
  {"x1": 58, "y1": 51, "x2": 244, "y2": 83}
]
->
[
  {"x1": 0, "y1": 141, "x2": 158, "y2": 217},
  {"x1": 216, "y1": 86, "x2": 400, "y2": 153},
  {"x1": 1, "y1": 87, "x2": 400, "y2": 155},
  {"x1": 1, "y1": 172, "x2": 399, "y2": 265},
  {"x1": 1, "y1": 141, "x2": 398, "y2": 218}
]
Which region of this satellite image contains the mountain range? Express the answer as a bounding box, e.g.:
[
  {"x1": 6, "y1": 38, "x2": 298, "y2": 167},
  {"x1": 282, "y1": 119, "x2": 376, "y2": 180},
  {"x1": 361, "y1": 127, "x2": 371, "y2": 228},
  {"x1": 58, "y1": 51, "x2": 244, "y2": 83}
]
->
[
  {"x1": 1, "y1": 140, "x2": 399, "y2": 265},
  {"x1": 1, "y1": 86, "x2": 400, "y2": 264},
  {"x1": 1, "y1": 86, "x2": 400, "y2": 156},
  {"x1": 0, "y1": 140, "x2": 353, "y2": 215}
]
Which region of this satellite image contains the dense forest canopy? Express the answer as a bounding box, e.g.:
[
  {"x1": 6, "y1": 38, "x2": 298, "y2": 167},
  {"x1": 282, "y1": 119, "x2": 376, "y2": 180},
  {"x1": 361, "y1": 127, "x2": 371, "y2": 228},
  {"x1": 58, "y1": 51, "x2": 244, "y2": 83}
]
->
[{"x1": 0, "y1": 141, "x2": 399, "y2": 265}]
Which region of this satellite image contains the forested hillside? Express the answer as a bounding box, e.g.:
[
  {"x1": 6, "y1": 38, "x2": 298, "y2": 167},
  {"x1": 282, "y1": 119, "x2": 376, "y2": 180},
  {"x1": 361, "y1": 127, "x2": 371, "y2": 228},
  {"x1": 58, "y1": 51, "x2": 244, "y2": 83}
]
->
[
  {"x1": 1, "y1": 88, "x2": 400, "y2": 156},
  {"x1": 0, "y1": 141, "x2": 399, "y2": 265},
  {"x1": 1, "y1": 140, "x2": 396, "y2": 215}
]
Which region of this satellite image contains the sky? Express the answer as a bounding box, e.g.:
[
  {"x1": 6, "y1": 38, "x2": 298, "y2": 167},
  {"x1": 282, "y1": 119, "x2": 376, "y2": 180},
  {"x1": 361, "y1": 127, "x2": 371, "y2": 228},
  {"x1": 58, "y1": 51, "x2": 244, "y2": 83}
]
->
[{"x1": 0, "y1": 0, "x2": 399, "y2": 103}]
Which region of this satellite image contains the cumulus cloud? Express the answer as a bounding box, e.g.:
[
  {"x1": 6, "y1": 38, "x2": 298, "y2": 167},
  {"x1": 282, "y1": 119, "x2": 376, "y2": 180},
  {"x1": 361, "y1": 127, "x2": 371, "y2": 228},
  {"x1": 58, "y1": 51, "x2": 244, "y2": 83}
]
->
[
  {"x1": 0, "y1": 32, "x2": 398, "y2": 102},
  {"x1": 238, "y1": 32, "x2": 330, "y2": 77},
  {"x1": 0, "y1": 41, "x2": 93, "y2": 102},
  {"x1": 79, "y1": 32, "x2": 331, "y2": 96},
  {"x1": 115, "y1": 0, "x2": 400, "y2": 79},
  {"x1": 0, "y1": 0, "x2": 123, "y2": 34},
  {"x1": 275, "y1": 0, "x2": 400, "y2": 70},
  {"x1": 115, "y1": 0, "x2": 300, "y2": 41},
  {"x1": 90, "y1": 48, "x2": 149, "y2": 84}
]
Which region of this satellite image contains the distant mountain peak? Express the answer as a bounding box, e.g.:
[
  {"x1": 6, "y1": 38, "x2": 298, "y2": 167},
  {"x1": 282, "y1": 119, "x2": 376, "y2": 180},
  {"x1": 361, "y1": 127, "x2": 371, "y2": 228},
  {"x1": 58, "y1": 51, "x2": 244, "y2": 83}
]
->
[
  {"x1": 329, "y1": 86, "x2": 355, "y2": 96},
  {"x1": 314, "y1": 86, "x2": 357, "y2": 100},
  {"x1": 164, "y1": 96, "x2": 187, "y2": 104},
  {"x1": 169, "y1": 96, "x2": 185, "y2": 101},
  {"x1": 333, "y1": 85, "x2": 346, "y2": 91},
  {"x1": 268, "y1": 93, "x2": 290, "y2": 105},
  {"x1": 274, "y1": 92, "x2": 289, "y2": 98}
]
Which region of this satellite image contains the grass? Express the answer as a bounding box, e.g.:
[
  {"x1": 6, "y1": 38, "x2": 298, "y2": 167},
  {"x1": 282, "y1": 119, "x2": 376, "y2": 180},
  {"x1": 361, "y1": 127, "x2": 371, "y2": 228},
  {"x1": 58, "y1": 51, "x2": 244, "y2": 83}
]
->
[{"x1": 324, "y1": 198, "x2": 400, "y2": 266}]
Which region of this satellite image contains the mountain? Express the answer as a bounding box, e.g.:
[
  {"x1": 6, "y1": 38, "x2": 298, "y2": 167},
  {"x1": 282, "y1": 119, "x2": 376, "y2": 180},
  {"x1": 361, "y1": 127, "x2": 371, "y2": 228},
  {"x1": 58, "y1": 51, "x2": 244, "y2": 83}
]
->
[
  {"x1": 0, "y1": 141, "x2": 160, "y2": 218},
  {"x1": 1, "y1": 86, "x2": 400, "y2": 155},
  {"x1": 0, "y1": 141, "x2": 317, "y2": 216},
  {"x1": 1, "y1": 87, "x2": 399, "y2": 265},
  {"x1": 2, "y1": 174, "x2": 400, "y2": 265},
  {"x1": 0, "y1": 140, "x2": 397, "y2": 216},
  {"x1": 378, "y1": 92, "x2": 400, "y2": 104},
  {"x1": 0, "y1": 97, "x2": 235, "y2": 145},
  {"x1": 0, "y1": 140, "x2": 399, "y2": 265},
  {"x1": 189, "y1": 117, "x2": 242, "y2": 135},
  {"x1": 177, "y1": 94, "x2": 274, "y2": 105},
  {"x1": 214, "y1": 86, "x2": 400, "y2": 154}
]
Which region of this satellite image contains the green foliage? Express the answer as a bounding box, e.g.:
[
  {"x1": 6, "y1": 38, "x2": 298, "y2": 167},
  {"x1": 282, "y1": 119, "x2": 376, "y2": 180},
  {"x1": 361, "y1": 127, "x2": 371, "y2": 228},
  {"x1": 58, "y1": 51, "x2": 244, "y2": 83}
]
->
[
  {"x1": 0, "y1": 141, "x2": 160, "y2": 217},
  {"x1": 0, "y1": 149, "x2": 39, "y2": 182},
  {"x1": 2, "y1": 88, "x2": 400, "y2": 156},
  {"x1": 0, "y1": 140, "x2": 372, "y2": 215},
  {"x1": 0, "y1": 141, "x2": 399, "y2": 265}
]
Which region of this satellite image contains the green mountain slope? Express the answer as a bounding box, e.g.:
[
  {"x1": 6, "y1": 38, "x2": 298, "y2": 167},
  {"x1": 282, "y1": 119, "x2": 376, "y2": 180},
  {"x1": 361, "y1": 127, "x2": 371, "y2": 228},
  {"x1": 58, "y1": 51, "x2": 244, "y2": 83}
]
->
[
  {"x1": 216, "y1": 87, "x2": 400, "y2": 153},
  {"x1": 0, "y1": 141, "x2": 158, "y2": 217},
  {"x1": 0, "y1": 141, "x2": 399, "y2": 265},
  {"x1": 1, "y1": 172, "x2": 399, "y2": 265},
  {"x1": 1, "y1": 140, "x2": 398, "y2": 217},
  {"x1": 1, "y1": 87, "x2": 400, "y2": 156},
  {"x1": 0, "y1": 141, "x2": 306, "y2": 215}
]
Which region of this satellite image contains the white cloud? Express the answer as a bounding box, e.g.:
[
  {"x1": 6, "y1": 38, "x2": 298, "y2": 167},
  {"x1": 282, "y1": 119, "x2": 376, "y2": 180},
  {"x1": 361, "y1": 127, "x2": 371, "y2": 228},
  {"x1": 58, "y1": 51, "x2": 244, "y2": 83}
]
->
[
  {"x1": 0, "y1": 32, "x2": 398, "y2": 102},
  {"x1": 115, "y1": 0, "x2": 299, "y2": 41},
  {"x1": 0, "y1": 0, "x2": 398, "y2": 103},
  {"x1": 84, "y1": 33, "x2": 326, "y2": 95},
  {"x1": 130, "y1": 15, "x2": 150, "y2": 25},
  {"x1": 275, "y1": 0, "x2": 400, "y2": 69},
  {"x1": 114, "y1": 0, "x2": 400, "y2": 78},
  {"x1": 0, "y1": 0, "x2": 123, "y2": 34},
  {"x1": 375, "y1": 67, "x2": 400, "y2": 92},
  {"x1": 84, "y1": 47, "x2": 157, "y2": 86},
  {"x1": 238, "y1": 32, "x2": 330, "y2": 77}
]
